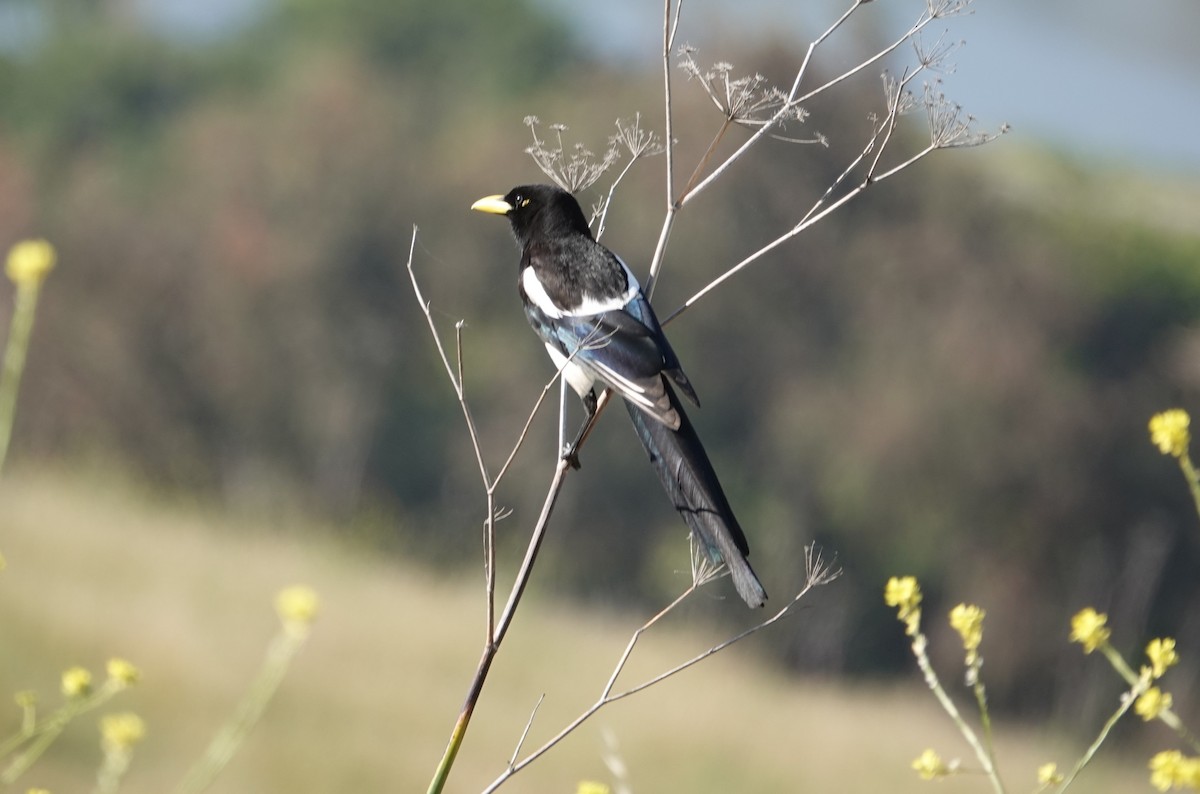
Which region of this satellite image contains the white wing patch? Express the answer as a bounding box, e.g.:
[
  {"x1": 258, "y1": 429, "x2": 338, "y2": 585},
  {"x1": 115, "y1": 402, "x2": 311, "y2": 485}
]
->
[
  {"x1": 523, "y1": 267, "x2": 566, "y2": 318},
  {"x1": 521, "y1": 256, "x2": 642, "y2": 318},
  {"x1": 545, "y1": 342, "x2": 596, "y2": 399}
]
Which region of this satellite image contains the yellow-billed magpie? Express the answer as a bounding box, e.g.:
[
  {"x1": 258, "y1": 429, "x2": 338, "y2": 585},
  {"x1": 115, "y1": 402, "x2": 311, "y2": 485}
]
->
[{"x1": 471, "y1": 184, "x2": 766, "y2": 608}]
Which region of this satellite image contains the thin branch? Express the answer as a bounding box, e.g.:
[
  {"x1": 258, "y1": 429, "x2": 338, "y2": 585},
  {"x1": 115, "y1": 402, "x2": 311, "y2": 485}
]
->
[
  {"x1": 646, "y1": 0, "x2": 684, "y2": 298},
  {"x1": 662, "y1": 57, "x2": 966, "y2": 325},
  {"x1": 482, "y1": 545, "x2": 840, "y2": 793},
  {"x1": 676, "y1": 0, "x2": 866, "y2": 209},
  {"x1": 493, "y1": 369, "x2": 561, "y2": 486},
  {"x1": 508, "y1": 694, "x2": 546, "y2": 770},
  {"x1": 406, "y1": 227, "x2": 491, "y2": 489}
]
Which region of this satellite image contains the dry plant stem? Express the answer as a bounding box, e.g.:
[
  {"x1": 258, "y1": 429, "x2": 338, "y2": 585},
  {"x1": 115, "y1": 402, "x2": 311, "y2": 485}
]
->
[
  {"x1": 679, "y1": 118, "x2": 733, "y2": 203},
  {"x1": 411, "y1": 228, "x2": 589, "y2": 794},
  {"x1": 911, "y1": 633, "x2": 1005, "y2": 794},
  {"x1": 676, "y1": 0, "x2": 866, "y2": 211},
  {"x1": 596, "y1": 153, "x2": 643, "y2": 241},
  {"x1": 426, "y1": 456, "x2": 572, "y2": 794},
  {"x1": 508, "y1": 694, "x2": 546, "y2": 768},
  {"x1": 665, "y1": 74, "x2": 936, "y2": 324},
  {"x1": 646, "y1": 0, "x2": 684, "y2": 297},
  {"x1": 481, "y1": 574, "x2": 827, "y2": 794},
  {"x1": 649, "y1": 0, "x2": 940, "y2": 300}
]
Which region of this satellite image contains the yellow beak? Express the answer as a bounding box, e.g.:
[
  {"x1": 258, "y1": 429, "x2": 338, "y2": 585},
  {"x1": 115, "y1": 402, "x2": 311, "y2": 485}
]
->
[{"x1": 470, "y1": 195, "x2": 513, "y2": 215}]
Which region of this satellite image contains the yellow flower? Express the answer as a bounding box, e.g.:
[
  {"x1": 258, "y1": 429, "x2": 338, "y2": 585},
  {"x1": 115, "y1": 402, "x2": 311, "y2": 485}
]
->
[
  {"x1": 1149, "y1": 409, "x2": 1191, "y2": 459},
  {"x1": 1069, "y1": 608, "x2": 1111, "y2": 654},
  {"x1": 911, "y1": 748, "x2": 949, "y2": 780},
  {"x1": 275, "y1": 585, "x2": 319, "y2": 635},
  {"x1": 885, "y1": 576, "x2": 922, "y2": 612},
  {"x1": 100, "y1": 712, "x2": 146, "y2": 752},
  {"x1": 14, "y1": 689, "x2": 36, "y2": 709},
  {"x1": 26, "y1": 788, "x2": 52, "y2": 794},
  {"x1": 1149, "y1": 750, "x2": 1200, "y2": 791},
  {"x1": 61, "y1": 666, "x2": 93, "y2": 698},
  {"x1": 949, "y1": 603, "x2": 985, "y2": 655},
  {"x1": 885, "y1": 576, "x2": 923, "y2": 635},
  {"x1": 106, "y1": 658, "x2": 141, "y2": 687},
  {"x1": 1147, "y1": 638, "x2": 1180, "y2": 680},
  {"x1": 5, "y1": 239, "x2": 56, "y2": 287},
  {"x1": 575, "y1": 782, "x2": 611, "y2": 794},
  {"x1": 1037, "y1": 762, "x2": 1063, "y2": 785},
  {"x1": 1136, "y1": 687, "x2": 1173, "y2": 722}
]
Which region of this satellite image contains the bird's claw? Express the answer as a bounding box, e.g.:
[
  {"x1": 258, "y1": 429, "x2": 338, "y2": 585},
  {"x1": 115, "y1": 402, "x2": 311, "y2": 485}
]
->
[{"x1": 561, "y1": 445, "x2": 582, "y2": 470}]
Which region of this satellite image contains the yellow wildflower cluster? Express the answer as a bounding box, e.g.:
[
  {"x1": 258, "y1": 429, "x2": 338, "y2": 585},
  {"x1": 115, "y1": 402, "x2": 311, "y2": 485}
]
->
[
  {"x1": 1150, "y1": 750, "x2": 1200, "y2": 791},
  {"x1": 575, "y1": 782, "x2": 611, "y2": 794},
  {"x1": 1147, "y1": 638, "x2": 1181, "y2": 680},
  {"x1": 1149, "y1": 410, "x2": 1191, "y2": 459},
  {"x1": 1136, "y1": 687, "x2": 1173, "y2": 722},
  {"x1": 885, "y1": 576, "x2": 923, "y2": 636},
  {"x1": 911, "y1": 748, "x2": 949, "y2": 780},
  {"x1": 949, "y1": 603, "x2": 985, "y2": 665},
  {"x1": 1037, "y1": 762, "x2": 1063, "y2": 786},
  {"x1": 60, "y1": 666, "x2": 92, "y2": 699},
  {"x1": 1069, "y1": 608, "x2": 1111, "y2": 654},
  {"x1": 5, "y1": 239, "x2": 56, "y2": 288},
  {"x1": 106, "y1": 658, "x2": 141, "y2": 688},
  {"x1": 100, "y1": 712, "x2": 146, "y2": 752}
]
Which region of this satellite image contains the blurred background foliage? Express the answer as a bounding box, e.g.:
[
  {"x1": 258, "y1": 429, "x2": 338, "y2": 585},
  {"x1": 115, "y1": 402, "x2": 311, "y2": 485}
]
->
[{"x1": 2, "y1": 0, "x2": 1198, "y2": 734}]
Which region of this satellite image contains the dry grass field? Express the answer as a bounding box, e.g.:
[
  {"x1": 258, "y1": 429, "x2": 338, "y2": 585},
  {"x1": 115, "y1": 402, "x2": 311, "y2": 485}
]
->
[{"x1": 0, "y1": 467, "x2": 1150, "y2": 793}]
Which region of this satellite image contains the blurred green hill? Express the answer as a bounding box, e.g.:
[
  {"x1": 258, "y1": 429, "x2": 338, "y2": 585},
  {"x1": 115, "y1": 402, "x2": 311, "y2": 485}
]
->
[{"x1": 1, "y1": 0, "x2": 1198, "y2": 733}]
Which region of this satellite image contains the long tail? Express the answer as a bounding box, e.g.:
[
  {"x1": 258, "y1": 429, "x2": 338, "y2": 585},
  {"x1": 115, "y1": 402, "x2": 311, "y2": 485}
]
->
[{"x1": 624, "y1": 387, "x2": 767, "y2": 608}]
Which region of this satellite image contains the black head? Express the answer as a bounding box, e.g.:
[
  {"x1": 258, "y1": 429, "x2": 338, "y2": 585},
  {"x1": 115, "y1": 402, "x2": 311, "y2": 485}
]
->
[{"x1": 471, "y1": 184, "x2": 592, "y2": 248}]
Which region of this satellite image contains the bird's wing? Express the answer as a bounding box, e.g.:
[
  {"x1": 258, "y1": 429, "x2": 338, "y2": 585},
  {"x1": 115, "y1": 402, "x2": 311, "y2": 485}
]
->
[
  {"x1": 617, "y1": 289, "x2": 700, "y2": 408},
  {"x1": 531, "y1": 301, "x2": 680, "y2": 428}
]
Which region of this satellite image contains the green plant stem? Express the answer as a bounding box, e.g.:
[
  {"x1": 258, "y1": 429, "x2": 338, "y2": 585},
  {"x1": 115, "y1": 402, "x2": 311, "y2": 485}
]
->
[
  {"x1": 911, "y1": 632, "x2": 1005, "y2": 794},
  {"x1": 94, "y1": 748, "x2": 133, "y2": 794},
  {"x1": 1059, "y1": 676, "x2": 1144, "y2": 790},
  {"x1": 0, "y1": 680, "x2": 129, "y2": 785},
  {"x1": 971, "y1": 678, "x2": 996, "y2": 760},
  {"x1": 1, "y1": 707, "x2": 75, "y2": 784},
  {"x1": 0, "y1": 282, "x2": 41, "y2": 473},
  {"x1": 1179, "y1": 453, "x2": 1200, "y2": 526},
  {"x1": 1098, "y1": 642, "x2": 1200, "y2": 753},
  {"x1": 174, "y1": 628, "x2": 308, "y2": 794}
]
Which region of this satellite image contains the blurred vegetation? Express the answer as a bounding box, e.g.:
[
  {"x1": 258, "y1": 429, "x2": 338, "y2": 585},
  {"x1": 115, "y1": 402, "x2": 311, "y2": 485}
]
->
[
  {"x1": 1, "y1": 0, "x2": 1198, "y2": 736},
  {"x1": 0, "y1": 468, "x2": 1154, "y2": 792}
]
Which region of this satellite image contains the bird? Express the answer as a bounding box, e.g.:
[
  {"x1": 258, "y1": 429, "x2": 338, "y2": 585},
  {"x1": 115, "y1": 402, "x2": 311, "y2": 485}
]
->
[{"x1": 471, "y1": 183, "x2": 767, "y2": 608}]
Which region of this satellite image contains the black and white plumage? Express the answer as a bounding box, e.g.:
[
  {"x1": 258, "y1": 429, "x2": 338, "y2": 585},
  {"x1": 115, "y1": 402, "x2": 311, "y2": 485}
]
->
[{"x1": 471, "y1": 183, "x2": 767, "y2": 608}]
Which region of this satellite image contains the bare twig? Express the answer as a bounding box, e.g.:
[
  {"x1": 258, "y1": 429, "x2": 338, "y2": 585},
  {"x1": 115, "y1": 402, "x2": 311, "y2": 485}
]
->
[
  {"x1": 664, "y1": 54, "x2": 1005, "y2": 324},
  {"x1": 481, "y1": 544, "x2": 840, "y2": 793},
  {"x1": 410, "y1": 226, "x2": 585, "y2": 794},
  {"x1": 645, "y1": 0, "x2": 685, "y2": 298}
]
